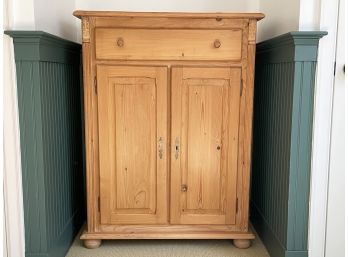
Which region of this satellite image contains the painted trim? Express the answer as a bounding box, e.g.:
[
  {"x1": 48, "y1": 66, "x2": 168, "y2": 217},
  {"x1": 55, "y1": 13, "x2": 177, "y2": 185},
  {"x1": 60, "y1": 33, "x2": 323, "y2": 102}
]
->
[
  {"x1": 5, "y1": 30, "x2": 83, "y2": 257},
  {"x1": 324, "y1": 0, "x2": 345, "y2": 255},
  {"x1": 252, "y1": 204, "x2": 286, "y2": 257},
  {"x1": 251, "y1": 31, "x2": 326, "y2": 257},
  {"x1": 308, "y1": 0, "x2": 340, "y2": 256},
  {"x1": 256, "y1": 31, "x2": 327, "y2": 63},
  {"x1": 4, "y1": 31, "x2": 80, "y2": 63}
]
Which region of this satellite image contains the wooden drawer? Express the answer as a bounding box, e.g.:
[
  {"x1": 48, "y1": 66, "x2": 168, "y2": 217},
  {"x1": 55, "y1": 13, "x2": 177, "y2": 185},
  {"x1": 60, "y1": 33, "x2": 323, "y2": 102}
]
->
[{"x1": 95, "y1": 28, "x2": 243, "y2": 61}]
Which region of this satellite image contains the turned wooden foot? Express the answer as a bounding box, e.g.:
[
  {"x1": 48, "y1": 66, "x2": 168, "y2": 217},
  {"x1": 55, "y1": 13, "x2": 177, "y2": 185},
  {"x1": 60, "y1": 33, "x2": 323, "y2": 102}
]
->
[
  {"x1": 83, "y1": 239, "x2": 102, "y2": 249},
  {"x1": 233, "y1": 239, "x2": 252, "y2": 249}
]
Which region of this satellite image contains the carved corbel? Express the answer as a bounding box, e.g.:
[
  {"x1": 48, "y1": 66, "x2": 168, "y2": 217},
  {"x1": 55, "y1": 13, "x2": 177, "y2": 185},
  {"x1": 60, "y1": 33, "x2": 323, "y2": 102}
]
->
[{"x1": 82, "y1": 17, "x2": 91, "y2": 43}]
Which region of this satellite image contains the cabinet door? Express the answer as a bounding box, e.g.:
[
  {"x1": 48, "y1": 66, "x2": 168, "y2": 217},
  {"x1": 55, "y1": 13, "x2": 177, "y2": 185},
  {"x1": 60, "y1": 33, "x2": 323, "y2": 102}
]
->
[
  {"x1": 97, "y1": 65, "x2": 168, "y2": 224},
  {"x1": 171, "y1": 67, "x2": 241, "y2": 225}
]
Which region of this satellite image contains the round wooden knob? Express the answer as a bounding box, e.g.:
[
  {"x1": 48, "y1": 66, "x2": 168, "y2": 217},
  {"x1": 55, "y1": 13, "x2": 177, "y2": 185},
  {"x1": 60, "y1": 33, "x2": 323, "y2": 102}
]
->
[
  {"x1": 117, "y1": 37, "x2": 124, "y2": 47},
  {"x1": 214, "y1": 39, "x2": 221, "y2": 48}
]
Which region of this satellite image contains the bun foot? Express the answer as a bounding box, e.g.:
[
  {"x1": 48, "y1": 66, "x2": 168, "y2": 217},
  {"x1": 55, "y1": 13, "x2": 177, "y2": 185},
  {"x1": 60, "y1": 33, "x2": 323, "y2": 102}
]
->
[
  {"x1": 83, "y1": 239, "x2": 102, "y2": 249},
  {"x1": 233, "y1": 239, "x2": 252, "y2": 249}
]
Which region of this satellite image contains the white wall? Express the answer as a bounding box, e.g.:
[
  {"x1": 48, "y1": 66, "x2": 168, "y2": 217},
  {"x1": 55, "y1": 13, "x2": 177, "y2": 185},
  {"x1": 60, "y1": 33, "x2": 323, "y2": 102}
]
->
[
  {"x1": 257, "y1": 0, "x2": 322, "y2": 42},
  {"x1": 11, "y1": 0, "x2": 35, "y2": 29},
  {"x1": 8, "y1": 0, "x2": 264, "y2": 42},
  {"x1": 7, "y1": 0, "x2": 318, "y2": 43},
  {"x1": 34, "y1": 0, "x2": 77, "y2": 41},
  {"x1": 75, "y1": 0, "x2": 256, "y2": 12},
  {"x1": 9, "y1": 0, "x2": 77, "y2": 41},
  {"x1": 298, "y1": 0, "x2": 321, "y2": 30},
  {"x1": 257, "y1": 0, "x2": 300, "y2": 41},
  {"x1": 74, "y1": 0, "x2": 260, "y2": 42}
]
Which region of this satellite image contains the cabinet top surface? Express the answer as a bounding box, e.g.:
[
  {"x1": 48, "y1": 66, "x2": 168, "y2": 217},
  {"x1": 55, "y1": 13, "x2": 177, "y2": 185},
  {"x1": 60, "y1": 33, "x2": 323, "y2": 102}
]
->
[{"x1": 73, "y1": 10, "x2": 265, "y2": 20}]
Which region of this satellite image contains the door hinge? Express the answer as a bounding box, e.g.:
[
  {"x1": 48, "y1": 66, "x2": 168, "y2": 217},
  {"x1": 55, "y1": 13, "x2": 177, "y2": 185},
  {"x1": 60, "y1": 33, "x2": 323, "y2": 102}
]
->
[
  {"x1": 97, "y1": 196, "x2": 100, "y2": 212},
  {"x1": 94, "y1": 76, "x2": 97, "y2": 94},
  {"x1": 240, "y1": 79, "x2": 243, "y2": 96},
  {"x1": 236, "y1": 198, "x2": 239, "y2": 213}
]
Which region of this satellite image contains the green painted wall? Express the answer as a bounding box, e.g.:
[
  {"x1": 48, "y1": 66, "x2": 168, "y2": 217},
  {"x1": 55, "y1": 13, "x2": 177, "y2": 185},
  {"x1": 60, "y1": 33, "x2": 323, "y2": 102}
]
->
[
  {"x1": 4, "y1": 31, "x2": 84, "y2": 257},
  {"x1": 251, "y1": 32, "x2": 327, "y2": 257}
]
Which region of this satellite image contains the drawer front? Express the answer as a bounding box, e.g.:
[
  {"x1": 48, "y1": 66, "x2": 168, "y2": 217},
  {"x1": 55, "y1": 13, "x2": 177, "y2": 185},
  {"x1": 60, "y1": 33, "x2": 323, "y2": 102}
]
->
[{"x1": 95, "y1": 28, "x2": 242, "y2": 61}]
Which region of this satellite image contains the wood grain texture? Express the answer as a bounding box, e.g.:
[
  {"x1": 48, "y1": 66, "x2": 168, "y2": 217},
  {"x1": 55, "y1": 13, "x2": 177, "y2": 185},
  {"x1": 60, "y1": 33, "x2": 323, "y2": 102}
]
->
[
  {"x1": 239, "y1": 44, "x2": 256, "y2": 230},
  {"x1": 97, "y1": 224, "x2": 245, "y2": 233},
  {"x1": 95, "y1": 28, "x2": 242, "y2": 61},
  {"x1": 74, "y1": 10, "x2": 265, "y2": 20},
  {"x1": 95, "y1": 17, "x2": 248, "y2": 29},
  {"x1": 77, "y1": 11, "x2": 262, "y2": 243},
  {"x1": 96, "y1": 60, "x2": 244, "y2": 67},
  {"x1": 171, "y1": 67, "x2": 241, "y2": 225},
  {"x1": 97, "y1": 65, "x2": 168, "y2": 224},
  {"x1": 82, "y1": 17, "x2": 101, "y2": 233},
  {"x1": 82, "y1": 17, "x2": 90, "y2": 42},
  {"x1": 80, "y1": 223, "x2": 256, "y2": 239},
  {"x1": 81, "y1": 229, "x2": 255, "y2": 240},
  {"x1": 235, "y1": 23, "x2": 255, "y2": 232}
]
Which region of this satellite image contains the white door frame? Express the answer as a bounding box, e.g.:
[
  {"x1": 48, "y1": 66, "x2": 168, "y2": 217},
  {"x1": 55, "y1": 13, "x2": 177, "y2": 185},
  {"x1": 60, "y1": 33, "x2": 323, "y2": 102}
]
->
[
  {"x1": 3, "y1": 38, "x2": 26, "y2": 257},
  {"x1": 324, "y1": 0, "x2": 345, "y2": 254},
  {"x1": 3, "y1": 0, "x2": 26, "y2": 256},
  {"x1": 308, "y1": 0, "x2": 340, "y2": 256}
]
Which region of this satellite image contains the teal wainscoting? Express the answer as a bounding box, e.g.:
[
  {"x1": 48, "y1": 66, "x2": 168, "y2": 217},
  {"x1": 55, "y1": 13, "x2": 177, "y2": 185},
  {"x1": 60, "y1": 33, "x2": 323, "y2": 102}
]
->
[
  {"x1": 5, "y1": 31, "x2": 84, "y2": 257},
  {"x1": 251, "y1": 32, "x2": 327, "y2": 257}
]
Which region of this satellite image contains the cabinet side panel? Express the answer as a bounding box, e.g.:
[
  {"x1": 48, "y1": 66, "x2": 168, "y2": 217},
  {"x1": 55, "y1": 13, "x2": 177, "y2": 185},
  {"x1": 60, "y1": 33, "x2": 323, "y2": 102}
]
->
[{"x1": 82, "y1": 36, "x2": 98, "y2": 232}]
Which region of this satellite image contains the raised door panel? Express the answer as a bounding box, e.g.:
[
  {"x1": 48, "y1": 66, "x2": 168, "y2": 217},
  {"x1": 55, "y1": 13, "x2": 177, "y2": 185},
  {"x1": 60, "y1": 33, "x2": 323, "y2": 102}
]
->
[
  {"x1": 97, "y1": 65, "x2": 168, "y2": 224},
  {"x1": 171, "y1": 67, "x2": 241, "y2": 225}
]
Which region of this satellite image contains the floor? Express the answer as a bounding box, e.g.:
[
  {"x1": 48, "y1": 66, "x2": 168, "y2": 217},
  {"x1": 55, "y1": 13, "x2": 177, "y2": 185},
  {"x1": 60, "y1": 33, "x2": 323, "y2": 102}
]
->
[{"x1": 66, "y1": 232, "x2": 270, "y2": 257}]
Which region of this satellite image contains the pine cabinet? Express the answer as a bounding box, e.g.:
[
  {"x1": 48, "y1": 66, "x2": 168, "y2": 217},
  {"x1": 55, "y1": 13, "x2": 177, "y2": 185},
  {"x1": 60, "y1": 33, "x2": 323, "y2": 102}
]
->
[
  {"x1": 74, "y1": 11, "x2": 264, "y2": 249},
  {"x1": 97, "y1": 66, "x2": 168, "y2": 225},
  {"x1": 170, "y1": 67, "x2": 241, "y2": 225}
]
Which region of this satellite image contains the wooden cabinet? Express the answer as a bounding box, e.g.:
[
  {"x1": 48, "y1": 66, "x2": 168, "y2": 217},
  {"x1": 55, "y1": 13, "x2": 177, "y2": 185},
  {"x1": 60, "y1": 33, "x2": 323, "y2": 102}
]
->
[
  {"x1": 97, "y1": 66, "x2": 168, "y2": 225},
  {"x1": 74, "y1": 11, "x2": 264, "y2": 249},
  {"x1": 170, "y1": 67, "x2": 241, "y2": 225}
]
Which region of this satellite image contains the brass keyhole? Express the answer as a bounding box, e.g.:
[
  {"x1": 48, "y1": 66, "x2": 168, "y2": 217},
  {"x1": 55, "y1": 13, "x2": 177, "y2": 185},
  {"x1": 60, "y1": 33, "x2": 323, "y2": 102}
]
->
[{"x1": 181, "y1": 185, "x2": 188, "y2": 192}]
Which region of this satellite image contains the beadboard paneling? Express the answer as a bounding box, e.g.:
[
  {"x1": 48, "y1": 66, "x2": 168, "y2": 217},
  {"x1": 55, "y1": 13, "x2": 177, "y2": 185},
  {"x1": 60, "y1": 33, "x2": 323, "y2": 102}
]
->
[
  {"x1": 5, "y1": 31, "x2": 83, "y2": 257},
  {"x1": 40, "y1": 61, "x2": 83, "y2": 252},
  {"x1": 251, "y1": 32, "x2": 327, "y2": 257},
  {"x1": 16, "y1": 60, "x2": 48, "y2": 254},
  {"x1": 252, "y1": 61, "x2": 294, "y2": 248}
]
